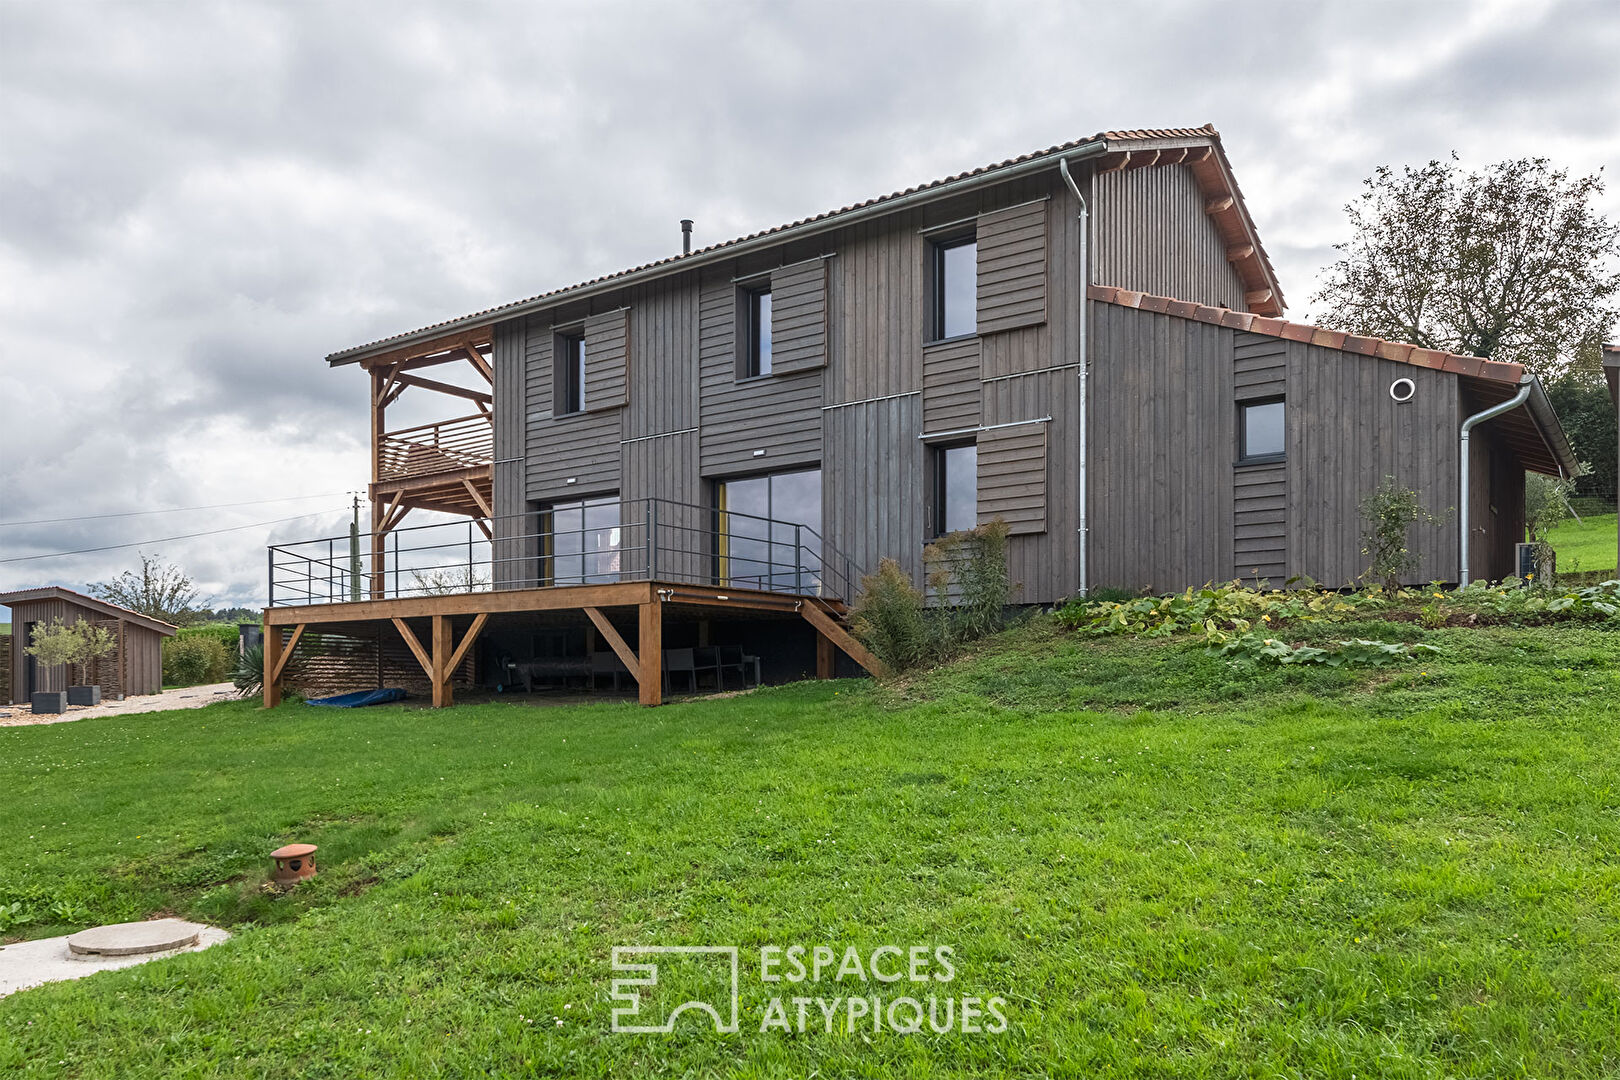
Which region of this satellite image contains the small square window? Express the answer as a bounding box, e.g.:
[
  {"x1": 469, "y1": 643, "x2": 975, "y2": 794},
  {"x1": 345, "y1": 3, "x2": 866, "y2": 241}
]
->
[
  {"x1": 933, "y1": 237, "x2": 977, "y2": 340},
  {"x1": 556, "y1": 332, "x2": 585, "y2": 415},
  {"x1": 1239, "y1": 399, "x2": 1285, "y2": 461},
  {"x1": 933, "y1": 442, "x2": 978, "y2": 535},
  {"x1": 746, "y1": 287, "x2": 772, "y2": 377}
]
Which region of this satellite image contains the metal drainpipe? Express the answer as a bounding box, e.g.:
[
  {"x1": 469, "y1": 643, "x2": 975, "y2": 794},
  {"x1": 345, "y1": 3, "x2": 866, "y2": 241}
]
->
[
  {"x1": 1059, "y1": 156, "x2": 1090, "y2": 597},
  {"x1": 1458, "y1": 376, "x2": 1533, "y2": 586}
]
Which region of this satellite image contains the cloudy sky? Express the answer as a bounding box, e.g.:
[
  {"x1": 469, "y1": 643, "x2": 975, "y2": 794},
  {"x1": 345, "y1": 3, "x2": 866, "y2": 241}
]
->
[{"x1": 1, "y1": 0, "x2": 1616, "y2": 608}]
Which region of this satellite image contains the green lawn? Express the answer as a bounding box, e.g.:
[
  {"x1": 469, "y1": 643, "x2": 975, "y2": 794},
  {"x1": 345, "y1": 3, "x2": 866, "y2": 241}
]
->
[
  {"x1": 1, "y1": 619, "x2": 1618, "y2": 1077},
  {"x1": 1548, "y1": 512, "x2": 1618, "y2": 575}
]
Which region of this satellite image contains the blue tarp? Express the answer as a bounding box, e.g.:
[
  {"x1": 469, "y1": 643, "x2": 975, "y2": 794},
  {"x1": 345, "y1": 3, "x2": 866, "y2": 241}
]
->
[{"x1": 305, "y1": 688, "x2": 409, "y2": 708}]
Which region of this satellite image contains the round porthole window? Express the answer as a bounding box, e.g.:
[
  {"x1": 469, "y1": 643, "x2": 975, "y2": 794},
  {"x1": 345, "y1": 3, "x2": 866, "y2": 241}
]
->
[{"x1": 1390, "y1": 377, "x2": 1416, "y2": 403}]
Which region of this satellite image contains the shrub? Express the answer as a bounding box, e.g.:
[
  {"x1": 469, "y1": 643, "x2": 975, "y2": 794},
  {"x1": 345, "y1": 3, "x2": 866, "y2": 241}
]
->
[
  {"x1": 179, "y1": 622, "x2": 240, "y2": 653},
  {"x1": 849, "y1": 559, "x2": 938, "y2": 673},
  {"x1": 1358, "y1": 476, "x2": 1448, "y2": 591},
  {"x1": 163, "y1": 634, "x2": 231, "y2": 686},
  {"x1": 1059, "y1": 582, "x2": 1384, "y2": 639}
]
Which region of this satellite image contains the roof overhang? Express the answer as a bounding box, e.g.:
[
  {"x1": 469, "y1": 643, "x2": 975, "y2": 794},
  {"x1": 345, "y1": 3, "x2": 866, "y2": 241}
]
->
[{"x1": 0, "y1": 587, "x2": 181, "y2": 637}]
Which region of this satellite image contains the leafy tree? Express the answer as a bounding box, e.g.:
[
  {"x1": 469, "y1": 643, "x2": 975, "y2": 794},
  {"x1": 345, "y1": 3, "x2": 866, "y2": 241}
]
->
[
  {"x1": 25, "y1": 618, "x2": 117, "y2": 686},
  {"x1": 88, "y1": 553, "x2": 203, "y2": 626},
  {"x1": 1313, "y1": 156, "x2": 1620, "y2": 379},
  {"x1": 1546, "y1": 358, "x2": 1618, "y2": 502}
]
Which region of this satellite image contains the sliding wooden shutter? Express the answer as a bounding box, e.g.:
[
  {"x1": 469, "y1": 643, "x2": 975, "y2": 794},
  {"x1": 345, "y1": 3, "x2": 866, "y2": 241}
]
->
[
  {"x1": 977, "y1": 422, "x2": 1047, "y2": 535},
  {"x1": 769, "y1": 258, "x2": 829, "y2": 374},
  {"x1": 583, "y1": 309, "x2": 629, "y2": 412},
  {"x1": 975, "y1": 201, "x2": 1047, "y2": 335}
]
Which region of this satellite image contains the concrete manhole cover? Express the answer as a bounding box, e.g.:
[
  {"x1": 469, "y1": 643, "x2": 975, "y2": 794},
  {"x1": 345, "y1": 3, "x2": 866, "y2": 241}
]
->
[{"x1": 66, "y1": 918, "x2": 204, "y2": 958}]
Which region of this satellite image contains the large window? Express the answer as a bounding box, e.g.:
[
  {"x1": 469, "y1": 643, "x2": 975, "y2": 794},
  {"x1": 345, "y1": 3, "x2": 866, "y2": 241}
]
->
[
  {"x1": 744, "y1": 287, "x2": 772, "y2": 377},
  {"x1": 1239, "y1": 399, "x2": 1286, "y2": 462},
  {"x1": 933, "y1": 236, "x2": 977, "y2": 340},
  {"x1": 555, "y1": 332, "x2": 585, "y2": 415},
  {"x1": 540, "y1": 496, "x2": 620, "y2": 584},
  {"x1": 717, "y1": 468, "x2": 822, "y2": 592},
  {"x1": 933, "y1": 443, "x2": 978, "y2": 535}
]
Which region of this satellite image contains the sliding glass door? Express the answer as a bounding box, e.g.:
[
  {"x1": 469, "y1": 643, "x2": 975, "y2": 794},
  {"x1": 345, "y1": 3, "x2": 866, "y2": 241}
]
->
[
  {"x1": 540, "y1": 496, "x2": 621, "y2": 585},
  {"x1": 716, "y1": 469, "x2": 822, "y2": 593}
]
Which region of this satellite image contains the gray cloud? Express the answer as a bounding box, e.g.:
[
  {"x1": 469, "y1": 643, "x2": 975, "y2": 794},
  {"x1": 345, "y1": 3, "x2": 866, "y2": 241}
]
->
[{"x1": 2, "y1": 0, "x2": 1616, "y2": 607}]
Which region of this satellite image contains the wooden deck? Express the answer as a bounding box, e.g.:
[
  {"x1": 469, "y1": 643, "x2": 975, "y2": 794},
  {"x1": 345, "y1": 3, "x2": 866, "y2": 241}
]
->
[{"x1": 262, "y1": 580, "x2": 881, "y2": 710}]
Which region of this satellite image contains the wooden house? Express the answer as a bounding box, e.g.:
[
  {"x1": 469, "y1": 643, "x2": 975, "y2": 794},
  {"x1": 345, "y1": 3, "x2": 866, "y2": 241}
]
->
[
  {"x1": 1, "y1": 588, "x2": 177, "y2": 702},
  {"x1": 265, "y1": 125, "x2": 1580, "y2": 706}
]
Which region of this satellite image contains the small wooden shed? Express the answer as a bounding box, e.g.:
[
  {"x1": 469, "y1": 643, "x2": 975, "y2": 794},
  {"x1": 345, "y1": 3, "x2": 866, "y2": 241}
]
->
[{"x1": 0, "y1": 588, "x2": 178, "y2": 702}]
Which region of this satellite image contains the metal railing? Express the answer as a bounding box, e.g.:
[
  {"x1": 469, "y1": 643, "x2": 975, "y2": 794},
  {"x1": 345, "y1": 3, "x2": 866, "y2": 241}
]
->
[
  {"x1": 267, "y1": 497, "x2": 865, "y2": 607},
  {"x1": 376, "y1": 414, "x2": 493, "y2": 480}
]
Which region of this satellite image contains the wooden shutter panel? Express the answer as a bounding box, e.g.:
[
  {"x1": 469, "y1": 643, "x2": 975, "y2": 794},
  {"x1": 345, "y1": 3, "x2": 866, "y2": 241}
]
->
[
  {"x1": 583, "y1": 309, "x2": 629, "y2": 412},
  {"x1": 977, "y1": 422, "x2": 1047, "y2": 535},
  {"x1": 769, "y1": 258, "x2": 828, "y2": 374},
  {"x1": 975, "y1": 201, "x2": 1047, "y2": 335}
]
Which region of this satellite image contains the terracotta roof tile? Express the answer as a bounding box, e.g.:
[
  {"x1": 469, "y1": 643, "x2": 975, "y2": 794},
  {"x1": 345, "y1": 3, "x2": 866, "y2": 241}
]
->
[{"x1": 1085, "y1": 285, "x2": 1524, "y2": 386}]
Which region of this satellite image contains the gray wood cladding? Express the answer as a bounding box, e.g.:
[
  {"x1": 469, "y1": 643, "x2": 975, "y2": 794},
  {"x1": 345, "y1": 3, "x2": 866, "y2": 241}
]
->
[
  {"x1": 769, "y1": 258, "x2": 829, "y2": 374},
  {"x1": 492, "y1": 319, "x2": 535, "y2": 588},
  {"x1": 823, "y1": 394, "x2": 924, "y2": 585},
  {"x1": 583, "y1": 309, "x2": 629, "y2": 412},
  {"x1": 524, "y1": 316, "x2": 622, "y2": 500},
  {"x1": 621, "y1": 431, "x2": 707, "y2": 583},
  {"x1": 921, "y1": 338, "x2": 981, "y2": 432},
  {"x1": 698, "y1": 269, "x2": 822, "y2": 475},
  {"x1": 977, "y1": 422, "x2": 1047, "y2": 535},
  {"x1": 1233, "y1": 463, "x2": 1287, "y2": 582},
  {"x1": 975, "y1": 200, "x2": 1047, "y2": 334},
  {"x1": 1234, "y1": 331, "x2": 1287, "y2": 399},
  {"x1": 1093, "y1": 165, "x2": 1246, "y2": 310}
]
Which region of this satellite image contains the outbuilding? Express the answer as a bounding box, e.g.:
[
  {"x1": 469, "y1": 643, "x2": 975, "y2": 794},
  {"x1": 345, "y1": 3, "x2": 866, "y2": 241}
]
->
[{"x1": 0, "y1": 588, "x2": 178, "y2": 702}]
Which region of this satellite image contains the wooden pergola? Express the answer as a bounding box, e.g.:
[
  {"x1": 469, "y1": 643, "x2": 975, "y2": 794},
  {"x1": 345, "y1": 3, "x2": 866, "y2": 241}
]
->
[{"x1": 359, "y1": 328, "x2": 496, "y2": 595}]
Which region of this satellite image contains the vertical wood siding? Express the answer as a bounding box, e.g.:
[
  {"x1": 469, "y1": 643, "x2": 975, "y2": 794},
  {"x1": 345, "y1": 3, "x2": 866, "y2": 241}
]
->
[
  {"x1": 975, "y1": 200, "x2": 1047, "y2": 334},
  {"x1": 921, "y1": 338, "x2": 981, "y2": 433},
  {"x1": 769, "y1": 258, "x2": 829, "y2": 374},
  {"x1": 1285, "y1": 347, "x2": 1458, "y2": 586},
  {"x1": 621, "y1": 431, "x2": 706, "y2": 582},
  {"x1": 1093, "y1": 165, "x2": 1246, "y2": 310},
  {"x1": 523, "y1": 315, "x2": 623, "y2": 501},
  {"x1": 4, "y1": 598, "x2": 166, "y2": 702},
  {"x1": 582, "y1": 309, "x2": 630, "y2": 412},
  {"x1": 491, "y1": 319, "x2": 533, "y2": 588},
  {"x1": 822, "y1": 394, "x2": 924, "y2": 586},
  {"x1": 977, "y1": 423, "x2": 1048, "y2": 534}
]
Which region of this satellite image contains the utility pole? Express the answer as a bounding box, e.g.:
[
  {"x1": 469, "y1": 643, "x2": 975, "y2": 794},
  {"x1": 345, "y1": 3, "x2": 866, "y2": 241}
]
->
[{"x1": 349, "y1": 494, "x2": 362, "y2": 601}]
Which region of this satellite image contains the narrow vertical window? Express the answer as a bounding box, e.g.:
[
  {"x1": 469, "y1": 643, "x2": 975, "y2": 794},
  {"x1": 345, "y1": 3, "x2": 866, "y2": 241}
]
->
[
  {"x1": 1238, "y1": 399, "x2": 1285, "y2": 461},
  {"x1": 556, "y1": 332, "x2": 585, "y2": 415},
  {"x1": 933, "y1": 443, "x2": 978, "y2": 535},
  {"x1": 746, "y1": 287, "x2": 773, "y2": 377},
  {"x1": 933, "y1": 236, "x2": 977, "y2": 340}
]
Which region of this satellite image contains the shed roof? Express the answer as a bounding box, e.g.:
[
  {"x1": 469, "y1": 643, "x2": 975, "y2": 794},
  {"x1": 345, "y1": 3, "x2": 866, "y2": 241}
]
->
[
  {"x1": 1087, "y1": 284, "x2": 1582, "y2": 479},
  {"x1": 0, "y1": 588, "x2": 180, "y2": 637},
  {"x1": 327, "y1": 125, "x2": 1283, "y2": 366}
]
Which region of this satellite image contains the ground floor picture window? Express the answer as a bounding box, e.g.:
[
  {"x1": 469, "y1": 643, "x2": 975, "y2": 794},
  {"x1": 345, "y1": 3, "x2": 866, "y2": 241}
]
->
[
  {"x1": 539, "y1": 495, "x2": 621, "y2": 585},
  {"x1": 716, "y1": 468, "x2": 822, "y2": 593}
]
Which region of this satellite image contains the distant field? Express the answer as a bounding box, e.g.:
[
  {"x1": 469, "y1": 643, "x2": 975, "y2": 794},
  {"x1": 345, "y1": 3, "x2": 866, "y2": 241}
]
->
[{"x1": 1548, "y1": 512, "x2": 1618, "y2": 575}]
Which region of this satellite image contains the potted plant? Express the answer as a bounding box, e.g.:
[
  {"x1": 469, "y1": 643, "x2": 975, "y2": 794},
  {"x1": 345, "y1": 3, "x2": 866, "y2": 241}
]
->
[
  {"x1": 68, "y1": 622, "x2": 117, "y2": 706},
  {"x1": 23, "y1": 618, "x2": 74, "y2": 714}
]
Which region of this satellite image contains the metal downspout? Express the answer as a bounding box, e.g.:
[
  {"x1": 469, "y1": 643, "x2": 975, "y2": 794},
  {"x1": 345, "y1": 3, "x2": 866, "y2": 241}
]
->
[
  {"x1": 1059, "y1": 156, "x2": 1090, "y2": 597},
  {"x1": 1458, "y1": 376, "x2": 1533, "y2": 586}
]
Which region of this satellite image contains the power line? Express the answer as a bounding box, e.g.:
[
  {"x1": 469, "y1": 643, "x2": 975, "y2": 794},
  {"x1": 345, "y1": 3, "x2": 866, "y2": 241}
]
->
[
  {"x1": 0, "y1": 491, "x2": 356, "y2": 528},
  {"x1": 0, "y1": 509, "x2": 346, "y2": 565}
]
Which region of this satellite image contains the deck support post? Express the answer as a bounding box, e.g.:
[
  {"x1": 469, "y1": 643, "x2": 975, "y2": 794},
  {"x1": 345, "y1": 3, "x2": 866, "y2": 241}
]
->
[
  {"x1": 431, "y1": 614, "x2": 452, "y2": 708},
  {"x1": 800, "y1": 603, "x2": 887, "y2": 678},
  {"x1": 816, "y1": 631, "x2": 835, "y2": 679},
  {"x1": 263, "y1": 622, "x2": 282, "y2": 708},
  {"x1": 638, "y1": 596, "x2": 663, "y2": 706}
]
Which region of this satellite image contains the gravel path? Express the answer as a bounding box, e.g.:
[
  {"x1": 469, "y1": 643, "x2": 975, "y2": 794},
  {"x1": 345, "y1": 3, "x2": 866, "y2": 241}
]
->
[{"x1": 0, "y1": 683, "x2": 239, "y2": 727}]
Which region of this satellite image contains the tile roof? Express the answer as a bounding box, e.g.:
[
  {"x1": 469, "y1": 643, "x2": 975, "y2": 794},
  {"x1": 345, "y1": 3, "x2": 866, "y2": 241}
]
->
[
  {"x1": 330, "y1": 125, "x2": 1282, "y2": 363},
  {"x1": 1087, "y1": 285, "x2": 1527, "y2": 385}
]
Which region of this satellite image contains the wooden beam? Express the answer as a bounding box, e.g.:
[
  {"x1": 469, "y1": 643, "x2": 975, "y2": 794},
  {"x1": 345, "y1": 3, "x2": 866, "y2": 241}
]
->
[
  {"x1": 393, "y1": 373, "x2": 493, "y2": 406},
  {"x1": 353, "y1": 328, "x2": 493, "y2": 372},
  {"x1": 1124, "y1": 149, "x2": 1160, "y2": 170},
  {"x1": 638, "y1": 598, "x2": 663, "y2": 706},
  {"x1": 473, "y1": 517, "x2": 493, "y2": 541},
  {"x1": 263, "y1": 621, "x2": 283, "y2": 708},
  {"x1": 1245, "y1": 288, "x2": 1275, "y2": 308},
  {"x1": 461, "y1": 346, "x2": 493, "y2": 383},
  {"x1": 445, "y1": 612, "x2": 489, "y2": 675},
  {"x1": 1204, "y1": 194, "x2": 1235, "y2": 214},
  {"x1": 1097, "y1": 151, "x2": 1129, "y2": 173},
  {"x1": 431, "y1": 614, "x2": 452, "y2": 708},
  {"x1": 800, "y1": 603, "x2": 887, "y2": 678},
  {"x1": 266, "y1": 580, "x2": 657, "y2": 625},
  {"x1": 816, "y1": 631, "x2": 834, "y2": 679},
  {"x1": 382, "y1": 502, "x2": 412, "y2": 535},
  {"x1": 269, "y1": 624, "x2": 306, "y2": 687},
  {"x1": 1226, "y1": 243, "x2": 1255, "y2": 262},
  {"x1": 584, "y1": 607, "x2": 640, "y2": 685},
  {"x1": 392, "y1": 617, "x2": 433, "y2": 677},
  {"x1": 460, "y1": 478, "x2": 493, "y2": 519},
  {"x1": 1183, "y1": 146, "x2": 1213, "y2": 166}
]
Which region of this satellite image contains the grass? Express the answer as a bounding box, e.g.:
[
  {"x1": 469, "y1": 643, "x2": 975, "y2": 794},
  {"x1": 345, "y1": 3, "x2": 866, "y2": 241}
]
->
[
  {"x1": 1, "y1": 619, "x2": 1618, "y2": 1077},
  {"x1": 1547, "y1": 512, "x2": 1618, "y2": 576}
]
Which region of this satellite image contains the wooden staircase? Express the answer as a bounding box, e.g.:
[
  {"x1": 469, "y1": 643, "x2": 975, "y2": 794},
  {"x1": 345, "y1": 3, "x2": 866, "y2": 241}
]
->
[{"x1": 799, "y1": 597, "x2": 887, "y2": 679}]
